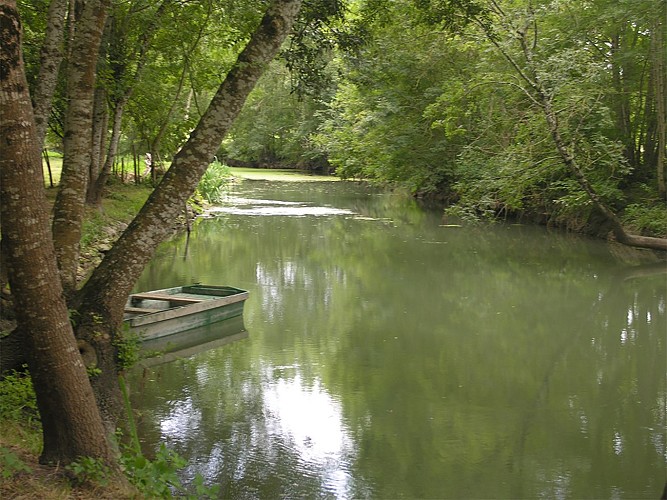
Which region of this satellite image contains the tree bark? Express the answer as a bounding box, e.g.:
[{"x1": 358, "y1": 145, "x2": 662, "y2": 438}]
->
[
  {"x1": 0, "y1": 0, "x2": 113, "y2": 466},
  {"x1": 88, "y1": 1, "x2": 172, "y2": 206},
  {"x1": 32, "y1": 0, "x2": 68, "y2": 149},
  {"x1": 73, "y1": 0, "x2": 303, "y2": 428},
  {"x1": 88, "y1": 97, "x2": 121, "y2": 205},
  {"x1": 87, "y1": 80, "x2": 109, "y2": 203},
  {"x1": 650, "y1": 17, "x2": 666, "y2": 199},
  {"x1": 52, "y1": 0, "x2": 110, "y2": 294}
]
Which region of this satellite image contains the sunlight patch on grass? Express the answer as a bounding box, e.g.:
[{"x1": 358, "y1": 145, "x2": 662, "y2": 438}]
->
[{"x1": 229, "y1": 167, "x2": 339, "y2": 182}]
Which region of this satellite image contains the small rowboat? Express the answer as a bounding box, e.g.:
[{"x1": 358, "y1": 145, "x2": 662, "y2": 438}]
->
[{"x1": 123, "y1": 284, "x2": 248, "y2": 340}]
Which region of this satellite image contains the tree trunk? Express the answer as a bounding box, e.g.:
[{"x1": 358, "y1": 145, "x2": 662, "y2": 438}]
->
[
  {"x1": 32, "y1": 0, "x2": 68, "y2": 150},
  {"x1": 88, "y1": 97, "x2": 124, "y2": 206},
  {"x1": 88, "y1": 1, "x2": 171, "y2": 206},
  {"x1": 52, "y1": 0, "x2": 110, "y2": 294},
  {"x1": 651, "y1": 17, "x2": 666, "y2": 199},
  {"x1": 72, "y1": 0, "x2": 303, "y2": 428},
  {"x1": 87, "y1": 81, "x2": 109, "y2": 203},
  {"x1": 0, "y1": 0, "x2": 114, "y2": 466}
]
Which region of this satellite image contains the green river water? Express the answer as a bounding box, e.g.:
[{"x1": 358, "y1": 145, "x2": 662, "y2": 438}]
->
[{"x1": 130, "y1": 178, "x2": 666, "y2": 499}]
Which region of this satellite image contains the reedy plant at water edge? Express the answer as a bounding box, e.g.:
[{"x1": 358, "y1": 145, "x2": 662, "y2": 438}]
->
[{"x1": 196, "y1": 161, "x2": 234, "y2": 204}]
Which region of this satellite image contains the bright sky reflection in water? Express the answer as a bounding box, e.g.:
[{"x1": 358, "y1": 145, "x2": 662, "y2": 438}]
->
[
  {"x1": 159, "y1": 399, "x2": 200, "y2": 438},
  {"x1": 149, "y1": 365, "x2": 355, "y2": 498},
  {"x1": 263, "y1": 372, "x2": 354, "y2": 497},
  {"x1": 209, "y1": 196, "x2": 355, "y2": 217}
]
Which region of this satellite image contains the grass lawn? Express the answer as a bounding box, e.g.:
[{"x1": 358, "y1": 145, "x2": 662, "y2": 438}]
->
[
  {"x1": 42, "y1": 154, "x2": 62, "y2": 187},
  {"x1": 44, "y1": 153, "x2": 337, "y2": 185},
  {"x1": 229, "y1": 167, "x2": 339, "y2": 181}
]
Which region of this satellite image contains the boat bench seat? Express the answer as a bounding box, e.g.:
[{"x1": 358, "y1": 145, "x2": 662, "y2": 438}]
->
[
  {"x1": 124, "y1": 306, "x2": 157, "y2": 314},
  {"x1": 130, "y1": 293, "x2": 205, "y2": 305}
]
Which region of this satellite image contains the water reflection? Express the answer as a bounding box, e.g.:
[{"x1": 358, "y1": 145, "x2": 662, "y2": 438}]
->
[
  {"x1": 209, "y1": 195, "x2": 355, "y2": 217},
  {"x1": 140, "y1": 359, "x2": 356, "y2": 494},
  {"x1": 263, "y1": 373, "x2": 354, "y2": 497},
  {"x1": 131, "y1": 180, "x2": 667, "y2": 499}
]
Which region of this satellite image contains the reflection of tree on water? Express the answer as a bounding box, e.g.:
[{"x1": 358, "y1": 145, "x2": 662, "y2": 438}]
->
[
  {"x1": 130, "y1": 353, "x2": 366, "y2": 498},
  {"x1": 510, "y1": 261, "x2": 666, "y2": 499}
]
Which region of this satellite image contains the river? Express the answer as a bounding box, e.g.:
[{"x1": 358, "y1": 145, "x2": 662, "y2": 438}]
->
[{"x1": 129, "y1": 177, "x2": 666, "y2": 499}]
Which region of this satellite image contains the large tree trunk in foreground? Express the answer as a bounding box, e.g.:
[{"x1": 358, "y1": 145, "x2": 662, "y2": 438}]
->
[
  {"x1": 73, "y1": 0, "x2": 303, "y2": 428},
  {"x1": 0, "y1": 0, "x2": 113, "y2": 466},
  {"x1": 52, "y1": 0, "x2": 110, "y2": 294}
]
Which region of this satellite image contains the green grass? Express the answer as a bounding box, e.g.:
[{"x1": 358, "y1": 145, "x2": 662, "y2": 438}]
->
[
  {"x1": 42, "y1": 154, "x2": 62, "y2": 187},
  {"x1": 80, "y1": 183, "x2": 152, "y2": 251},
  {"x1": 229, "y1": 166, "x2": 339, "y2": 181}
]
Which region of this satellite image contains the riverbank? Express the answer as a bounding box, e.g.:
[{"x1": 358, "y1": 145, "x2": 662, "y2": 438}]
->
[{"x1": 0, "y1": 182, "x2": 157, "y2": 498}]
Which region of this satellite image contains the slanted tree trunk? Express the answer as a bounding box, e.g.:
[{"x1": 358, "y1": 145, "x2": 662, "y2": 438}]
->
[
  {"x1": 71, "y1": 0, "x2": 303, "y2": 428},
  {"x1": 52, "y1": 0, "x2": 110, "y2": 294},
  {"x1": 0, "y1": 0, "x2": 113, "y2": 466}
]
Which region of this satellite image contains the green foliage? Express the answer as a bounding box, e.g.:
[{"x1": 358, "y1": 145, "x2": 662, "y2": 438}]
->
[
  {"x1": 120, "y1": 444, "x2": 184, "y2": 497},
  {"x1": 310, "y1": 0, "x2": 663, "y2": 229},
  {"x1": 0, "y1": 370, "x2": 37, "y2": 424},
  {"x1": 283, "y1": 0, "x2": 346, "y2": 96},
  {"x1": 0, "y1": 447, "x2": 32, "y2": 479},
  {"x1": 65, "y1": 456, "x2": 111, "y2": 487},
  {"x1": 623, "y1": 203, "x2": 667, "y2": 237},
  {"x1": 223, "y1": 61, "x2": 332, "y2": 169},
  {"x1": 113, "y1": 324, "x2": 142, "y2": 371},
  {"x1": 86, "y1": 366, "x2": 102, "y2": 378},
  {"x1": 120, "y1": 444, "x2": 219, "y2": 499},
  {"x1": 124, "y1": 1, "x2": 263, "y2": 161},
  {"x1": 196, "y1": 161, "x2": 233, "y2": 204},
  {"x1": 315, "y1": 9, "x2": 473, "y2": 195}
]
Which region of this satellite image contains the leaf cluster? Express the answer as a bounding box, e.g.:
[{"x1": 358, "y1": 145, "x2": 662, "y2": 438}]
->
[
  {"x1": 0, "y1": 370, "x2": 38, "y2": 425},
  {"x1": 196, "y1": 161, "x2": 233, "y2": 204},
  {"x1": 120, "y1": 444, "x2": 219, "y2": 499}
]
